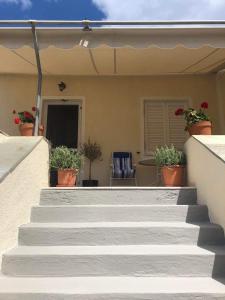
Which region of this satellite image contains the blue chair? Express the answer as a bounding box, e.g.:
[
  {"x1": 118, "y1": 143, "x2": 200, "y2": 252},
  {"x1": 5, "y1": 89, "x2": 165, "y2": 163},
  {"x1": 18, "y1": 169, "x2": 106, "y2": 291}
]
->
[{"x1": 110, "y1": 152, "x2": 137, "y2": 186}]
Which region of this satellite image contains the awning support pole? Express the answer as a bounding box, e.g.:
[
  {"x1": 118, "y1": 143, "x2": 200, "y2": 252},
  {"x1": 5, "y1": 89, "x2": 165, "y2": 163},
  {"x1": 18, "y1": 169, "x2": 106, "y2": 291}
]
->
[{"x1": 31, "y1": 21, "x2": 42, "y2": 136}]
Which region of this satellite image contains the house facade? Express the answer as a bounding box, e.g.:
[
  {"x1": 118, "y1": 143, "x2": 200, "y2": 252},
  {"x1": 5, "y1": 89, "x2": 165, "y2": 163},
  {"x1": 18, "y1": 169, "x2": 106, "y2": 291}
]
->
[
  {"x1": 0, "y1": 22, "x2": 225, "y2": 185},
  {"x1": 0, "y1": 21, "x2": 225, "y2": 298}
]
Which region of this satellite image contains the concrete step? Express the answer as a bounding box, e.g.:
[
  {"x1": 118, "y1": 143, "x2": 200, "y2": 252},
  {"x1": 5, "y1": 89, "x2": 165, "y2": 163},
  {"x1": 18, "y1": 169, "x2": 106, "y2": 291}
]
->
[
  {"x1": 31, "y1": 205, "x2": 209, "y2": 223},
  {"x1": 19, "y1": 222, "x2": 225, "y2": 246},
  {"x1": 40, "y1": 187, "x2": 197, "y2": 206},
  {"x1": 0, "y1": 276, "x2": 224, "y2": 300},
  {"x1": 2, "y1": 245, "x2": 225, "y2": 277}
]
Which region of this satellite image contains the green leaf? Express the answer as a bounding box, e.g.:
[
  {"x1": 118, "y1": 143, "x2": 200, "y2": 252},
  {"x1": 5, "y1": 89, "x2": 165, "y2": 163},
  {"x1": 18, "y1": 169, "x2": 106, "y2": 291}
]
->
[
  {"x1": 154, "y1": 145, "x2": 186, "y2": 167},
  {"x1": 50, "y1": 146, "x2": 83, "y2": 170}
]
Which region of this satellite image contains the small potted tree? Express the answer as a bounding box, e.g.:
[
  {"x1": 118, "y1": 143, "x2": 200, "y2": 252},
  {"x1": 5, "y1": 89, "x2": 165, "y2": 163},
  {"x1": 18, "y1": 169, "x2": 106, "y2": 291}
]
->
[
  {"x1": 175, "y1": 102, "x2": 211, "y2": 135},
  {"x1": 13, "y1": 107, "x2": 44, "y2": 136},
  {"x1": 154, "y1": 145, "x2": 186, "y2": 187},
  {"x1": 50, "y1": 146, "x2": 82, "y2": 187},
  {"x1": 81, "y1": 138, "x2": 102, "y2": 187}
]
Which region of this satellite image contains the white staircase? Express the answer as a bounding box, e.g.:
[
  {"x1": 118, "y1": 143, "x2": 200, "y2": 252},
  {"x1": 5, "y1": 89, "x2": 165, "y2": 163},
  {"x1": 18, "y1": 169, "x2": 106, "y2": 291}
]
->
[{"x1": 0, "y1": 187, "x2": 225, "y2": 299}]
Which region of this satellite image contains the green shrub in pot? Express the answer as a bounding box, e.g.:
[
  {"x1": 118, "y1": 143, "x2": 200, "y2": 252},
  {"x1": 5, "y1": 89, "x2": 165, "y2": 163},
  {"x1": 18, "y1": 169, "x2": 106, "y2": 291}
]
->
[
  {"x1": 154, "y1": 145, "x2": 186, "y2": 187},
  {"x1": 50, "y1": 146, "x2": 82, "y2": 187}
]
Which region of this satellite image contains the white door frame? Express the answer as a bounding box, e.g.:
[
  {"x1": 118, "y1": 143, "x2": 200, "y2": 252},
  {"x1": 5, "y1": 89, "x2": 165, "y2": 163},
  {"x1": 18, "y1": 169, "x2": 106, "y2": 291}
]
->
[{"x1": 41, "y1": 96, "x2": 85, "y2": 149}]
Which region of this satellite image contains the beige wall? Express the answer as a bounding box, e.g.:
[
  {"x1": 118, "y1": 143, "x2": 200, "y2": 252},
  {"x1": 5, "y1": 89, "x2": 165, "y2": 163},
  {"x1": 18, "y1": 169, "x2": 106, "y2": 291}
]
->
[
  {"x1": 0, "y1": 74, "x2": 221, "y2": 186},
  {"x1": 185, "y1": 136, "x2": 225, "y2": 231},
  {"x1": 0, "y1": 138, "x2": 49, "y2": 256},
  {"x1": 216, "y1": 71, "x2": 225, "y2": 134}
]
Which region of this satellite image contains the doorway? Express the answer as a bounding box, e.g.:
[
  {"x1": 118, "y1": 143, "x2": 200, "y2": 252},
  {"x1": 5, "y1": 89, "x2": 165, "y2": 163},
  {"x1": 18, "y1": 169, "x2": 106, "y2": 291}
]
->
[
  {"x1": 46, "y1": 105, "x2": 79, "y2": 148},
  {"x1": 42, "y1": 99, "x2": 83, "y2": 186}
]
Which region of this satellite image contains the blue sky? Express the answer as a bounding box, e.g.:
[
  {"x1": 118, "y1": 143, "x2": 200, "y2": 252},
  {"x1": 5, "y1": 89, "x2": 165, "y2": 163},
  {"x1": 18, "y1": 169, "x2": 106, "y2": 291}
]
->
[
  {"x1": 0, "y1": 0, "x2": 105, "y2": 20},
  {"x1": 1, "y1": 0, "x2": 225, "y2": 21}
]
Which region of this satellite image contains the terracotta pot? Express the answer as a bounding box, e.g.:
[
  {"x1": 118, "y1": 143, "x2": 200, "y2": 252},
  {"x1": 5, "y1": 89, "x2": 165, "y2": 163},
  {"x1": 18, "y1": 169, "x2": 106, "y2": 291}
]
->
[
  {"x1": 57, "y1": 169, "x2": 78, "y2": 187},
  {"x1": 19, "y1": 123, "x2": 34, "y2": 136},
  {"x1": 188, "y1": 121, "x2": 212, "y2": 136},
  {"x1": 19, "y1": 123, "x2": 44, "y2": 136},
  {"x1": 161, "y1": 165, "x2": 184, "y2": 187}
]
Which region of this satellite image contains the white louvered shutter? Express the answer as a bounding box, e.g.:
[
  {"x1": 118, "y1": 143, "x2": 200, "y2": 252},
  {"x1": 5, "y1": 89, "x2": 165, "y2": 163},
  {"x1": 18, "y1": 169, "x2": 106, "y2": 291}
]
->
[
  {"x1": 167, "y1": 102, "x2": 188, "y2": 150},
  {"x1": 144, "y1": 101, "x2": 165, "y2": 155},
  {"x1": 144, "y1": 100, "x2": 188, "y2": 156}
]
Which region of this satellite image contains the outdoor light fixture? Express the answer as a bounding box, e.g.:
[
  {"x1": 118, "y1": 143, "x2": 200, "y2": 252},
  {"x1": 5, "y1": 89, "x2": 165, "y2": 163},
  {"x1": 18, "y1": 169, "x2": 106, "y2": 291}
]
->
[
  {"x1": 58, "y1": 81, "x2": 66, "y2": 92},
  {"x1": 82, "y1": 20, "x2": 92, "y2": 31}
]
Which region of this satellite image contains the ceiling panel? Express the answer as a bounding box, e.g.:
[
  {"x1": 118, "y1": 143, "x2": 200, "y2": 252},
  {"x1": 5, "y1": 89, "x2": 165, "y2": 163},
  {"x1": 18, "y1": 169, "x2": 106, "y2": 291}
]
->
[
  {"x1": 185, "y1": 48, "x2": 225, "y2": 73},
  {"x1": 91, "y1": 47, "x2": 115, "y2": 75},
  {"x1": 39, "y1": 47, "x2": 96, "y2": 75},
  {"x1": 116, "y1": 47, "x2": 215, "y2": 75},
  {"x1": 1, "y1": 45, "x2": 225, "y2": 75},
  {"x1": 15, "y1": 47, "x2": 36, "y2": 64},
  {"x1": 0, "y1": 46, "x2": 36, "y2": 74}
]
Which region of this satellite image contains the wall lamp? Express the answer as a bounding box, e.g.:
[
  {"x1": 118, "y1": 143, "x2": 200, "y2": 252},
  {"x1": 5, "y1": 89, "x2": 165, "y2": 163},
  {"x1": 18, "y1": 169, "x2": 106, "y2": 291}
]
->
[{"x1": 58, "y1": 81, "x2": 66, "y2": 92}]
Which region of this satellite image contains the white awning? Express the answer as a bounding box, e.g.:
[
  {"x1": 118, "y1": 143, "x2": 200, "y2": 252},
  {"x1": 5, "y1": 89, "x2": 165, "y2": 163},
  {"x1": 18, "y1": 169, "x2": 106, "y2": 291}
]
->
[{"x1": 1, "y1": 27, "x2": 225, "y2": 75}]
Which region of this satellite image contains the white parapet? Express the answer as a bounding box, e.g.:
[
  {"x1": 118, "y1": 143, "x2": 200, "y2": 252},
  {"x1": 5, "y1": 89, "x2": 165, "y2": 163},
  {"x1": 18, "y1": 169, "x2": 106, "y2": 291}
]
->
[
  {"x1": 185, "y1": 135, "x2": 225, "y2": 231},
  {"x1": 0, "y1": 136, "x2": 49, "y2": 256}
]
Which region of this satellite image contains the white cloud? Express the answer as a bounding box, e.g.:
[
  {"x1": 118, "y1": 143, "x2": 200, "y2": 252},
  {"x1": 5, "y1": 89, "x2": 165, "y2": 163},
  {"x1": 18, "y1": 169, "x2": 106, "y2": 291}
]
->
[
  {"x1": 0, "y1": 0, "x2": 32, "y2": 10},
  {"x1": 0, "y1": 0, "x2": 59, "y2": 10},
  {"x1": 92, "y1": 0, "x2": 225, "y2": 20}
]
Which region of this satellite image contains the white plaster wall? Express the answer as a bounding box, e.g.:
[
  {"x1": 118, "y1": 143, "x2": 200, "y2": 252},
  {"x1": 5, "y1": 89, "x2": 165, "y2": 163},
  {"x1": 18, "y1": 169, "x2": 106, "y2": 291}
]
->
[
  {"x1": 185, "y1": 136, "x2": 225, "y2": 231},
  {"x1": 0, "y1": 138, "x2": 49, "y2": 256}
]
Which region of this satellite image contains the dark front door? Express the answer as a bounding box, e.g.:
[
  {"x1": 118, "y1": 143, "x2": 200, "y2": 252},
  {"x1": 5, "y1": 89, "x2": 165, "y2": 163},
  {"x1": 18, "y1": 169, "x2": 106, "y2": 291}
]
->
[
  {"x1": 46, "y1": 104, "x2": 79, "y2": 186},
  {"x1": 46, "y1": 104, "x2": 79, "y2": 148}
]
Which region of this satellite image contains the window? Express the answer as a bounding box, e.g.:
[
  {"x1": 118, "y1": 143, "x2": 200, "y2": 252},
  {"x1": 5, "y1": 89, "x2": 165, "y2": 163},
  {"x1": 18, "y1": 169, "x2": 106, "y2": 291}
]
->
[{"x1": 143, "y1": 99, "x2": 188, "y2": 156}]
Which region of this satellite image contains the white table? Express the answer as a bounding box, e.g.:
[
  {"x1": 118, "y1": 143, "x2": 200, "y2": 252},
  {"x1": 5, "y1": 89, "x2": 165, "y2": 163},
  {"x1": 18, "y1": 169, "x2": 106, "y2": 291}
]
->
[
  {"x1": 139, "y1": 158, "x2": 156, "y2": 166},
  {"x1": 138, "y1": 158, "x2": 161, "y2": 185}
]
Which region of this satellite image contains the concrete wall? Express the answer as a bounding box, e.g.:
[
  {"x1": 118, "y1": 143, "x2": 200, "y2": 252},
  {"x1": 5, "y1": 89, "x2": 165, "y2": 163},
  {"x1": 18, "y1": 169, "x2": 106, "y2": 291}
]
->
[
  {"x1": 185, "y1": 136, "x2": 225, "y2": 231},
  {"x1": 0, "y1": 137, "x2": 49, "y2": 256},
  {"x1": 0, "y1": 74, "x2": 220, "y2": 186}
]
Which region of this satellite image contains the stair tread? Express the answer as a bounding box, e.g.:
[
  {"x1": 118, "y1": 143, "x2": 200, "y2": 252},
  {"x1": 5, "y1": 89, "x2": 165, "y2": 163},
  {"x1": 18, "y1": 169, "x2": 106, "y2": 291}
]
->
[
  {"x1": 42, "y1": 187, "x2": 197, "y2": 190},
  {"x1": 5, "y1": 245, "x2": 225, "y2": 256},
  {"x1": 34, "y1": 204, "x2": 204, "y2": 207},
  {"x1": 21, "y1": 222, "x2": 220, "y2": 229},
  {"x1": 0, "y1": 276, "x2": 224, "y2": 294}
]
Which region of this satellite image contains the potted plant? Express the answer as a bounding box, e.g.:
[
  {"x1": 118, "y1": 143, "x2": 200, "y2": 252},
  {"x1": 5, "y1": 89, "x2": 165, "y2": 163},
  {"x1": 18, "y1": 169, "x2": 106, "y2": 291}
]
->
[
  {"x1": 50, "y1": 146, "x2": 82, "y2": 187},
  {"x1": 154, "y1": 145, "x2": 186, "y2": 187},
  {"x1": 13, "y1": 107, "x2": 44, "y2": 136},
  {"x1": 175, "y1": 102, "x2": 211, "y2": 135},
  {"x1": 81, "y1": 138, "x2": 102, "y2": 187}
]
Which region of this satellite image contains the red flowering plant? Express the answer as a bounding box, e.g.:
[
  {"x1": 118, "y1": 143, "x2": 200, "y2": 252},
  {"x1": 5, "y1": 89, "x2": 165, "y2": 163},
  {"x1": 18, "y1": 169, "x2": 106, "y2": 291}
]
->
[
  {"x1": 175, "y1": 102, "x2": 210, "y2": 131},
  {"x1": 13, "y1": 107, "x2": 36, "y2": 125}
]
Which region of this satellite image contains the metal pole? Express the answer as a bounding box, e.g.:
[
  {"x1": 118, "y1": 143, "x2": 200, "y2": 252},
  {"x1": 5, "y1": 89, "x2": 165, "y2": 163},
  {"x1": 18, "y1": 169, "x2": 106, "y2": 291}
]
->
[
  {"x1": 34, "y1": 19, "x2": 225, "y2": 26},
  {"x1": 31, "y1": 22, "x2": 42, "y2": 136},
  {"x1": 1, "y1": 19, "x2": 225, "y2": 27}
]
